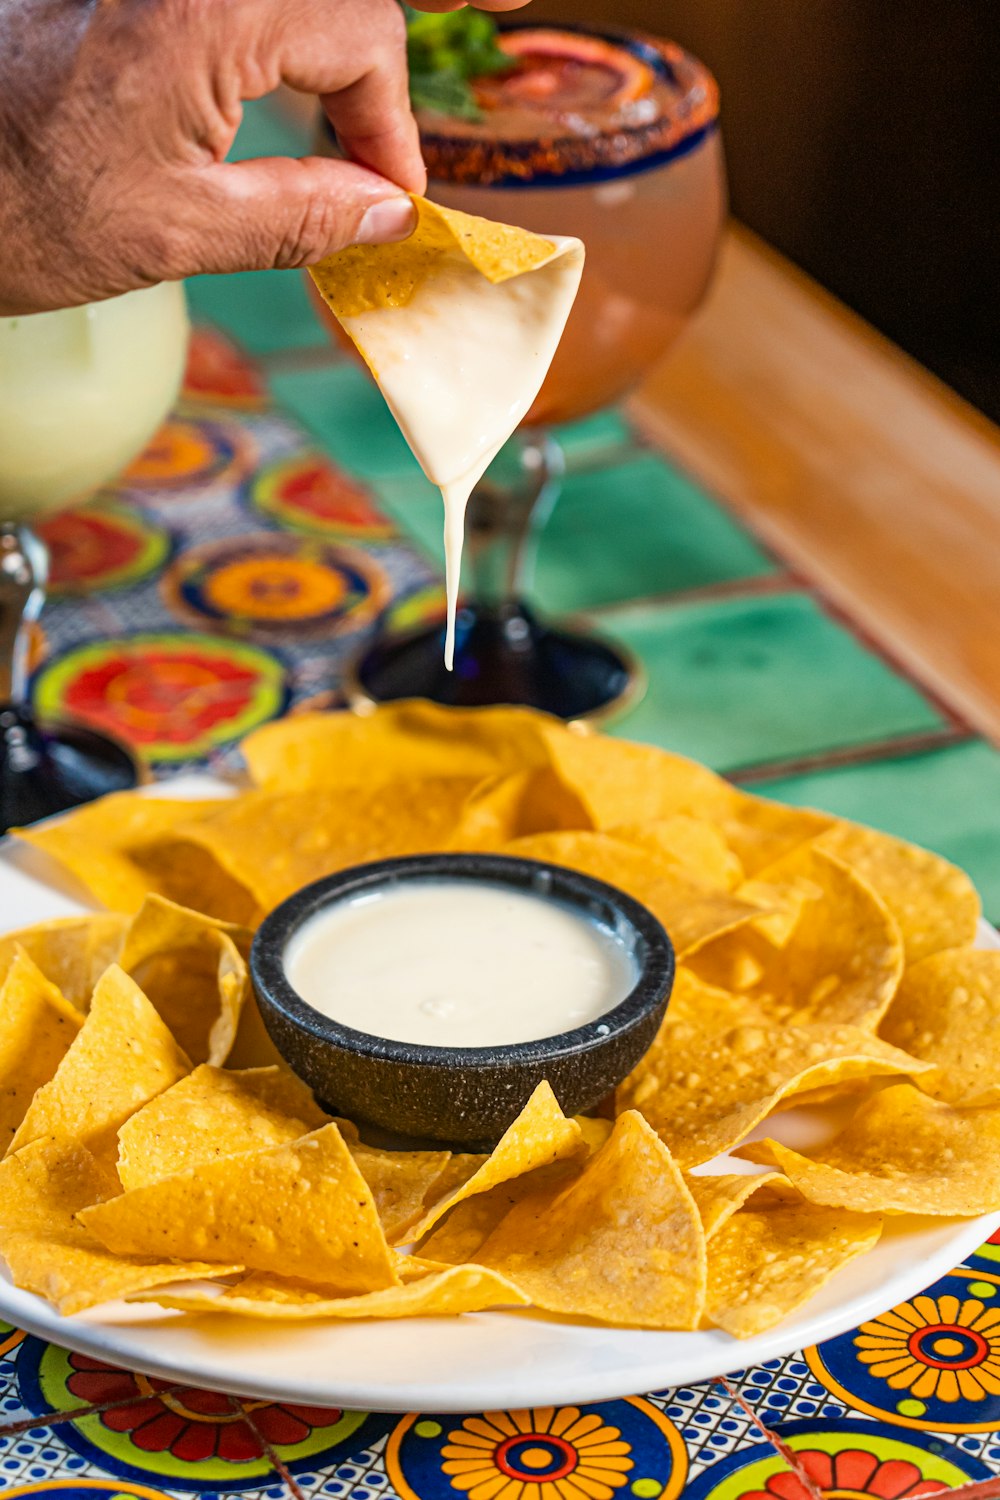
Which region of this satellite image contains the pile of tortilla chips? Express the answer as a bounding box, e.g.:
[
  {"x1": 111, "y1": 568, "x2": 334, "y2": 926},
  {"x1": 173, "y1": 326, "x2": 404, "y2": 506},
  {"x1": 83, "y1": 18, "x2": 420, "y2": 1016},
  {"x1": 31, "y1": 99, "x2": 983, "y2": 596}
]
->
[{"x1": 2, "y1": 701, "x2": 996, "y2": 1338}]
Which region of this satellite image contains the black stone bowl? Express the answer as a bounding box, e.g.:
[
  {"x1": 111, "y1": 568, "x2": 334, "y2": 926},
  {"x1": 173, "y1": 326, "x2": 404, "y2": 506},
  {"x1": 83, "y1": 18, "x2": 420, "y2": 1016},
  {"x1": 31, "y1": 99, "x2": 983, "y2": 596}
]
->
[{"x1": 250, "y1": 852, "x2": 675, "y2": 1148}]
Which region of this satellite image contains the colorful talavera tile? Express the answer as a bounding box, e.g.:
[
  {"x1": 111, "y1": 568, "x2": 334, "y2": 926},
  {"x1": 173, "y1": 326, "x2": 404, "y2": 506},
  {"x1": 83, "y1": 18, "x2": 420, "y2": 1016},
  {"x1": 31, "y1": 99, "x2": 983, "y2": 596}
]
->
[
  {"x1": 648, "y1": 1385, "x2": 771, "y2": 1478},
  {"x1": 161, "y1": 534, "x2": 391, "y2": 641},
  {"x1": 0, "y1": 1481, "x2": 177, "y2": 1499},
  {"x1": 32, "y1": 633, "x2": 288, "y2": 764},
  {"x1": 710, "y1": 1359, "x2": 841, "y2": 1427},
  {"x1": 24, "y1": 331, "x2": 437, "y2": 774},
  {"x1": 384, "y1": 1400, "x2": 689, "y2": 1500},
  {"x1": 804, "y1": 1268, "x2": 1000, "y2": 1433},
  {"x1": 682, "y1": 1418, "x2": 991, "y2": 1500},
  {"x1": 965, "y1": 1228, "x2": 1000, "y2": 1275},
  {"x1": 38, "y1": 504, "x2": 172, "y2": 598},
  {"x1": 118, "y1": 417, "x2": 255, "y2": 496},
  {"x1": 245, "y1": 454, "x2": 397, "y2": 543},
  {"x1": 0, "y1": 1422, "x2": 156, "y2": 1495},
  {"x1": 15, "y1": 1343, "x2": 393, "y2": 1494},
  {"x1": 181, "y1": 327, "x2": 269, "y2": 410},
  {"x1": 0, "y1": 1325, "x2": 29, "y2": 1429}
]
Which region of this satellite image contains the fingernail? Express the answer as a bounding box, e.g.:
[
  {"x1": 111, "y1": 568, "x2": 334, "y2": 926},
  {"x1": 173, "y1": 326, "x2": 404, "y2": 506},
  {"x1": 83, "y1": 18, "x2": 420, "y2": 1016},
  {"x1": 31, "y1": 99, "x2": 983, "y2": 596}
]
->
[{"x1": 357, "y1": 197, "x2": 417, "y2": 245}]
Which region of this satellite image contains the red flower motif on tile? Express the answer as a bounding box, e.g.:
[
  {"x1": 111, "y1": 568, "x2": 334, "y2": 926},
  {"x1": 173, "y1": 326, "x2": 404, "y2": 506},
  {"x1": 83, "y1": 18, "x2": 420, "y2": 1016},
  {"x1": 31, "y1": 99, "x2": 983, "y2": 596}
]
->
[
  {"x1": 66, "y1": 1352, "x2": 340, "y2": 1463},
  {"x1": 745, "y1": 1450, "x2": 949, "y2": 1500}
]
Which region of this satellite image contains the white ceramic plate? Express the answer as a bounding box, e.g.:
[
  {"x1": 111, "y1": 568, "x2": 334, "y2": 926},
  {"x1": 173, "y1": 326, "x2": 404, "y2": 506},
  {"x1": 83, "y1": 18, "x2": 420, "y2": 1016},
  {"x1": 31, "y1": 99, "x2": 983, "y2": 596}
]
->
[{"x1": 0, "y1": 777, "x2": 996, "y2": 1413}]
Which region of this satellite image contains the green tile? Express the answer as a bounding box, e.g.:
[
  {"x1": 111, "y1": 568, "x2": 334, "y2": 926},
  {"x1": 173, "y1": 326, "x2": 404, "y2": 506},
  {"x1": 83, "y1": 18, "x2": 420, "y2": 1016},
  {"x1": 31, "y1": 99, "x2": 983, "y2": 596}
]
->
[
  {"x1": 228, "y1": 99, "x2": 308, "y2": 161},
  {"x1": 269, "y1": 363, "x2": 422, "y2": 479},
  {"x1": 265, "y1": 380, "x2": 771, "y2": 608},
  {"x1": 753, "y1": 739, "x2": 1000, "y2": 919},
  {"x1": 188, "y1": 269, "x2": 328, "y2": 354},
  {"x1": 535, "y1": 454, "x2": 773, "y2": 613},
  {"x1": 556, "y1": 410, "x2": 636, "y2": 467},
  {"x1": 371, "y1": 418, "x2": 642, "y2": 580},
  {"x1": 603, "y1": 592, "x2": 944, "y2": 772},
  {"x1": 376, "y1": 474, "x2": 445, "y2": 566}
]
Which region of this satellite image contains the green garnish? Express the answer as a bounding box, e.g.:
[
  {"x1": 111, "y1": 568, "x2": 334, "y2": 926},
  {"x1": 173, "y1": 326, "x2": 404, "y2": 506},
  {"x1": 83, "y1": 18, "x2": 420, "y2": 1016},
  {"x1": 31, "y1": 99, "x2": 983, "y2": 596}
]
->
[{"x1": 402, "y1": 5, "x2": 511, "y2": 120}]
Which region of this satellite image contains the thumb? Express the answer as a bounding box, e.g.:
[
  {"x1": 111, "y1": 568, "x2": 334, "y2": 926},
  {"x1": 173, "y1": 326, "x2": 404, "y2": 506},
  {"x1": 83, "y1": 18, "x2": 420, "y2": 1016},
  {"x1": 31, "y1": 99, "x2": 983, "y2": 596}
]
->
[{"x1": 182, "y1": 155, "x2": 417, "y2": 275}]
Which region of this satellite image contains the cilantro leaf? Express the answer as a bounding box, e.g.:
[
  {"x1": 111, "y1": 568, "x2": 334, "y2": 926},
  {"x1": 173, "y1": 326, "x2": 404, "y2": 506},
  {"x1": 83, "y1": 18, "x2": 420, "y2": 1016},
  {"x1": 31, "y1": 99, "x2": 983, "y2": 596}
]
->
[{"x1": 402, "y1": 4, "x2": 510, "y2": 120}]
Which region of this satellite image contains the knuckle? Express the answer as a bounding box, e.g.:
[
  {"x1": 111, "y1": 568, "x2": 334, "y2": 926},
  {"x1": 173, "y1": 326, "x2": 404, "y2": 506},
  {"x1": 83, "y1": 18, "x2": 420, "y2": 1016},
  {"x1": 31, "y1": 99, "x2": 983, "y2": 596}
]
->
[
  {"x1": 126, "y1": 219, "x2": 196, "y2": 282},
  {"x1": 372, "y1": 0, "x2": 407, "y2": 50},
  {"x1": 273, "y1": 192, "x2": 348, "y2": 269}
]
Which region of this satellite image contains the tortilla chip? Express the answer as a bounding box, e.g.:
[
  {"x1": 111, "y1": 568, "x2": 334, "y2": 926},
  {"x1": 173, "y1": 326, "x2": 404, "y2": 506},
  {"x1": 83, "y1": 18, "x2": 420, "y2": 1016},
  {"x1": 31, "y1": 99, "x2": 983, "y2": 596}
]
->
[
  {"x1": 534, "y1": 730, "x2": 733, "y2": 830},
  {"x1": 737, "y1": 1083, "x2": 1000, "y2": 1214},
  {"x1": 408, "y1": 1081, "x2": 583, "y2": 1244},
  {"x1": 880, "y1": 949, "x2": 1000, "y2": 1104},
  {"x1": 11, "y1": 965, "x2": 190, "y2": 1157},
  {"x1": 226, "y1": 986, "x2": 287, "y2": 1068},
  {"x1": 816, "y1": 822, "x2": 980, "y2": 964},
  {"x1": 132, "y1": 1262, "x2": 529, "y2": 1319},
  {"x1": 709, "y1": 790, "x2": 834, "y2": 876},
  {"x1": 81, "y1": 1122, "x2": 396, "y2": 1289},
  {"x1": 420, "y1": 1153, "x2": 488, "y2": 1206},
  {"x1": 417, "y1": 1158, "x2": 580, "y2": 1266},
  {"x1": 690, "y1": 845, "x2": 904, "y2": 1029},
  {"x1": 452, "y1": 768, "x2": 591, "y2": 848},
  {"x1": 14, "y1": 794, "x2": 244, "y2": 917},
  {"x1": 0, "y1": 1135, "x2": 240, "y2": 1315},
  {"x1": 502, "y1": 832, "x2": 766, "y2": 959},
  {"x1": 176, "y1": 781, "x2": 483, "y2": 912},
  {"x1": 705, "y1": 1191, "x2": 883, "y2": 1337},
  {"x1": 771, "y1": 1080, "x2": 869, "y2": 1112},
  {"x1": 117, "y1": 1064, "x2": 328, "y2": 1190},
  {"x1": 0, "y1": 1131, "x2": 120, "y2": 1233},
  {"x1": 416, "y1": 1193, "x2": 519, "y2": 1267},
  {"x1": 311, "y1": 196, "x2": 563, "y2": 319},
  {"x1": 118, "y1": 896, "x2": 249, "y2": 1066},
  {"x1": 733, "y1": 874, "x2": 810, "y2": 949},
  {"x1": 610, "y1": 817, "x2": 744, "y2": 891},
  {"x1": 395, "y1": 1252, "x2": 447, "y2": 1281},
  {"x1": 575, "y1": 1115, "x2": 614, "y2": 1154},
  {"x1": 242, "y1": 702, "x2": 553, "y2": 791},
  {"x1": 477, "y1": 1111, "x2": 706, "y2": 1329},
  {"x1": 0, "y1": 949, "x2": 82, "y2": 1148},
  {"x1": 350, "y1": 1144, "x2": 454, "y2": 1244},
  {"x1": 0, "y1": 914, "x2": 128, "y2": 1010},
  {"x1": 660, "y1": 969, "x2": 767, "y2": 1031},
  {"x1": 686, "y1": 1171, "x2": 786, "y2": 1240},
  {"x1": 618, "y1": 971, "x2": 930, "y2": 1168}
]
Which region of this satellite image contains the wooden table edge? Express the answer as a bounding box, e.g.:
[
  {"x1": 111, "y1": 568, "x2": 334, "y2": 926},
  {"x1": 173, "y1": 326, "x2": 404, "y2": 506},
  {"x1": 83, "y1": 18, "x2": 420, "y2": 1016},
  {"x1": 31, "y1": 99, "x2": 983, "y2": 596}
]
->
[{"x1": 629, "y1": 222, "x2": 1000, "y2": 746}]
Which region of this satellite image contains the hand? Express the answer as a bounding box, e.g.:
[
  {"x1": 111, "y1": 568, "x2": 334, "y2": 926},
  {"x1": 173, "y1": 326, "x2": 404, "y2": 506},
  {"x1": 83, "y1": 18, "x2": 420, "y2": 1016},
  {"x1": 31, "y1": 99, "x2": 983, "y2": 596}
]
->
[{"x1": 0, "y1": 0, "x2": 528, "y2": 314}]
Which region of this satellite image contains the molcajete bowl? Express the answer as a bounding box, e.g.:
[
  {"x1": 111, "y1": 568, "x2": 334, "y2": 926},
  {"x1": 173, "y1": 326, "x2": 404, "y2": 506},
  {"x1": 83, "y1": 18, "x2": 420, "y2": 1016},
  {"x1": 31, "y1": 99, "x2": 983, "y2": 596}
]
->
[{"x1": 250, "y1": 851, "x2": 675, "y2": 1148}]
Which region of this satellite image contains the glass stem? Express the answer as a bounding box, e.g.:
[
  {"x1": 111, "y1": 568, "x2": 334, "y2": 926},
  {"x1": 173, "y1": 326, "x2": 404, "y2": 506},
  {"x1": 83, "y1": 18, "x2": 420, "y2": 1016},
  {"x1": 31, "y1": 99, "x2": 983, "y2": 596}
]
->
[
  {"x1": 0, "y1": 524, "x2": 48, "y2": 709},
  {"x1": 465, "y1": 430, "x2": 565, "y2": 610}
]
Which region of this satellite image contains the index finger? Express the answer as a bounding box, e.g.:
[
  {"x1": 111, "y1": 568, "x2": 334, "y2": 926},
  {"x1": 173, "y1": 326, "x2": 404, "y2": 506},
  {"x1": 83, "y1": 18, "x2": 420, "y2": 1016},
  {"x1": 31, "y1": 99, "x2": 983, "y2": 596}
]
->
[
  {"x1": 322, "y1": 65, "x2": 427, "y2": 195},
  {"x1": 265, "y1": 0, "x2": 426, "y2": 193},
  {"x1": 408, "y1": 1, "x2": 532, "y2": 9}
]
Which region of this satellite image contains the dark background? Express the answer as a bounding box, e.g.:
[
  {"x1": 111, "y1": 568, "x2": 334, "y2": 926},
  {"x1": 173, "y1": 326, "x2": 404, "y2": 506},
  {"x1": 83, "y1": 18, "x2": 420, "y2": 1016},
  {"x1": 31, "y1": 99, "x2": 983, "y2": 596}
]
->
[{"x1": 536, "y1": 0, "x2": 1000, "y2": 422}]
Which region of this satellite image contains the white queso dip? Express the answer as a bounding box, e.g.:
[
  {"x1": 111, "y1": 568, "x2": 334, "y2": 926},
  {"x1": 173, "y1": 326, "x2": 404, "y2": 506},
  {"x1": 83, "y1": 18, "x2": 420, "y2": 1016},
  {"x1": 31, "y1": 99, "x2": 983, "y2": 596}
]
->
[{"x1": 283, "y1": 879, "x2": 636, "y2": 1048}]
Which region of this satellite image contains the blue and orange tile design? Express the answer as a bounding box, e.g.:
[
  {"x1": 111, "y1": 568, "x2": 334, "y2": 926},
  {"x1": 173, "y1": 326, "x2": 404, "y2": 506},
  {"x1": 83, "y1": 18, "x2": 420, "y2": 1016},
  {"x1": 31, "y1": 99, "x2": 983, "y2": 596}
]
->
[{"x1": 14, "y1": 97, "x2": 1000, "y2": 1496}]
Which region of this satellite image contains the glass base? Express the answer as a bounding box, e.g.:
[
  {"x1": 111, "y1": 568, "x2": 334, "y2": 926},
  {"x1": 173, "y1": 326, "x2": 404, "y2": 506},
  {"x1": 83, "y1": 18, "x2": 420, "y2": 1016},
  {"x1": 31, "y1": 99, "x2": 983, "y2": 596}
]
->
[
  {"x1": 0, "y1": 707, "x2": 140, "y2": 833},
  {"x1": 350, "y1": 603, "x2": 641, "y2": 722}
]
